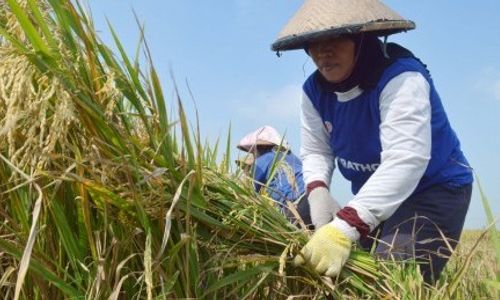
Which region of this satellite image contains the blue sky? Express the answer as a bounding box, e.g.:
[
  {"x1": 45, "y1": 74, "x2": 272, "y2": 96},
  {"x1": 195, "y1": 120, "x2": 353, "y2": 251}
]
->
[{"x1": 88, "y1": 1, "x2": 500, "y2": 229}]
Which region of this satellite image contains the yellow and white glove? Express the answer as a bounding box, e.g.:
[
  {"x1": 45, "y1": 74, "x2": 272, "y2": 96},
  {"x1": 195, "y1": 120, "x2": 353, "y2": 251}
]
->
[{"x1": 294, "y1": 219, "x2": 359, "y2": 277}]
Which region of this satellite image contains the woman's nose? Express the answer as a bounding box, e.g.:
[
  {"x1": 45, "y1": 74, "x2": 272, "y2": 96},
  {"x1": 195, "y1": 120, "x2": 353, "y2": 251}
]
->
[
  {"x1": 313, "y1": 43, "x2": 335, "y2": 57},
  {"x1": 317, "y1": 47, "x2": 334, "y2": 58}
]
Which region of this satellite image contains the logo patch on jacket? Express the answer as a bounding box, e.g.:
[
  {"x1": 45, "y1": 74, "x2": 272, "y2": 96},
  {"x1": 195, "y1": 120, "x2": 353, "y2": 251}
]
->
[
  {"x1": 324, "y1": 121, "x2": 333, "y2": 134},
  {"x1": 337, "y1": 157, "x2": 380, "y2": 172}
]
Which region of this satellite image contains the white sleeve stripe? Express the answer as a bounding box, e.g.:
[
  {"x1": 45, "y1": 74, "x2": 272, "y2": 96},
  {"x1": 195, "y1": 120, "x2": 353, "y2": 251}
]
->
[{"x1": 300, "y1": 92, "x2": 334, "y2": 186}]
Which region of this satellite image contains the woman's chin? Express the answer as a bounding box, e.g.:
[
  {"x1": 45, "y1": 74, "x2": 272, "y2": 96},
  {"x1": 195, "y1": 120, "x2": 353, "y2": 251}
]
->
[{"x1": 323, "y1": 75, "x2": 343, "y2": 83}]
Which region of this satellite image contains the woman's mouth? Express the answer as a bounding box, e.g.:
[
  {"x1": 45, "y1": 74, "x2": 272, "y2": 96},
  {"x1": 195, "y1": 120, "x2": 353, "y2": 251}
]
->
[{"x1": 320, "y1": 63, "x2": 338, "y2": 72}]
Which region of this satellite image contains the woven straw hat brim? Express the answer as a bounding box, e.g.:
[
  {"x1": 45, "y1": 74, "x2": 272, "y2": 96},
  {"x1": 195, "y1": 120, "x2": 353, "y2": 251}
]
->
[
  {"x1": 236, "y1": 140, "x2": 284, "y2": 152},
  {"x1": 271, "y1": 0, "x2": 415, "y2": 52},
  {"x1": 272, "y1": 20, "x2": 415, "y2": 51}
]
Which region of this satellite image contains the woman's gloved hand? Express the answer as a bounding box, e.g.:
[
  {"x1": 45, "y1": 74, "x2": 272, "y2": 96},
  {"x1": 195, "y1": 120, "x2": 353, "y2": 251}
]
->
[
  {"x1": 293, "y1": 222, "x2": 352, "y2": 276},
  {"x1": 308, "y1": 186, "x2": 340, "y2": 228}
]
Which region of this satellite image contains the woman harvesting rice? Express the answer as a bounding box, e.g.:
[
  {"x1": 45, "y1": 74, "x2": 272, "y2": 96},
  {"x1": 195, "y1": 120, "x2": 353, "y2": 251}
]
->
[
  {"x1": 271, "y1": 0, "x2": 473, "y2": 282},
  {"x1": 237, "y1": 126, "x2": 341, "y2": 226}
]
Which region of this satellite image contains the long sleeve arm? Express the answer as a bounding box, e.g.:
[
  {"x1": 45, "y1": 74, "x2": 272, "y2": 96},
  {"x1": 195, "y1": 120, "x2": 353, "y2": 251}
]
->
[
  {"x1": 300, "y1": 91, "x2": 335, "y2": 187},
  {"x1": 335, "y1": 72, "x2": 432, "y2": 240}
]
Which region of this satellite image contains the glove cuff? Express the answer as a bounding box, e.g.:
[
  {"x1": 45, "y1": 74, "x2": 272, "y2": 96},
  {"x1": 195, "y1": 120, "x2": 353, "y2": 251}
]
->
[
  {"x1": 306, "y1": 180, "x2": 328, "y2": 194},
  {"x1": 330, "y1": 218, "x2": 360, "y2": 241},
  {"x1": 336, "y1": 206, "x2": 370, "y2": 239}
]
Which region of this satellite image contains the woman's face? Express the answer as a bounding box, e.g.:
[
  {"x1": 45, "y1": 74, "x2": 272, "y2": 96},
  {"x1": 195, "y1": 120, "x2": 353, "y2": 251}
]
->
[{"x1": 308, "y1": 37, "x2": 356, "y2": 83}]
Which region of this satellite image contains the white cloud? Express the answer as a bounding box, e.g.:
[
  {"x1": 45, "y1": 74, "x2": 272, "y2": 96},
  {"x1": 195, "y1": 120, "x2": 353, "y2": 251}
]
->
[
  {"x1": 234, "y1": 0, "x2": 253, "y2": 9},
  {"x1": 475, "y1": 68, "x2": 500, "y2": 101},
  {"x1": 235, "y1": 84, "x2": 302, "y2": 123},
  {"x1": 231, "y1": 84, "x2": 303, "y2": 151}
]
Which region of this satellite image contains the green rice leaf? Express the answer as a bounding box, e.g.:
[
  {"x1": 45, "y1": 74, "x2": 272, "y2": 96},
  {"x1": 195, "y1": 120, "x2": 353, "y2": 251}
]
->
[
  {"x1": 203, "y1": 264, "x2": 274, "y2": 297},
  {"x1": 7, "y1": 0, "x2": 52, "y2": 56}
]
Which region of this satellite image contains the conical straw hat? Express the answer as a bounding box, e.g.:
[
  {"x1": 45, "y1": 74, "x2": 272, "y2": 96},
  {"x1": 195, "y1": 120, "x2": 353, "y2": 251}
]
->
[
  {"x1": 272, "y1": 0, "x2": 415, "y2": 52},
  {"x1": 237, "y1": 126, "x2": 290, "y2": 152}
]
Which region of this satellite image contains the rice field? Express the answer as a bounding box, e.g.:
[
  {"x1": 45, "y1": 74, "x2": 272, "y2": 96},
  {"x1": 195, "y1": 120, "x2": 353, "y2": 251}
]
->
[{"x1": 0, "y1": 1, "x2": 498, "y2": 299}]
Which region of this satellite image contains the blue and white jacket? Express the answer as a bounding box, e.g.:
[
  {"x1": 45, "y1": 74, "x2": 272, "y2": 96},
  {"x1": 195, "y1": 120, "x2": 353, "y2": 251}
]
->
[
  {"x1": 300, "y1": 49, "x2": 473, "y2": 237},
  {"x1": 254, "y1": 150, "x2": 305, "y2": 207}
]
